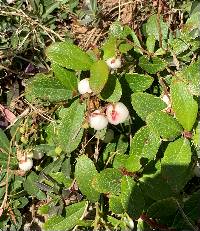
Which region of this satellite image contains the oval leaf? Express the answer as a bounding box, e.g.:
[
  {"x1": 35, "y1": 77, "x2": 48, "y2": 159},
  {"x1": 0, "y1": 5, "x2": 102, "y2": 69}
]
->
[
  {"x1": 52, "y1": 64, "x2": 77, "y2": 91},
  {"x1": 171, "y1": 80, "x2": 198, "y2": 131},
  {"x1": 46, "y1": 42, "x2": 93, "y2": 70},
  {"x1": 25, "y1": 74, "x2": 73, "y2": 102},
  {"x1": 161, "y1": 138, "x2": 192, "y2": 192},
  {"x1": 109, "y1": 196, "x2": 124, "y2": 214},
  {"x1": 0, "y1": 128, "x2": 10, "y2": 153},
  {"x1": 92, "y1": 168, "x2": 122, "y2": 195},
  {"x1": 139, "y1": 56, "x2": 167, "y2": 74},
  {"x1": 57, "y1": 100, "x2": 85, "y2": 153},
  {"x1": 90, "y1": 60, "x2": 109, "y2": 94},
  {"x1": 182, "y1": 60, "x2": 200, "y2": 96},
  {"x1": 101, "y1": 75, "x2": 122, "y2": 102},
  {"x1": 147, "y1": 197, "x2": 178, "y2": 218},
  {"x1": 125, "y1": 73, "x2": 153, "y2": 92},
  {"x1": 75, "y1": 155, "x2": 100, "y2": 202},
  {"x1": 43, "y1": 201, "x2": 87, "y2": 230},
  {"x1": 126, "y1": 126, "x2": 161, "y2": 172},
  {"x1": 132, "y1": 92, "x2": 166, "y2": 121},
  {"x1": 146, "y1": 111, "x2": 183, "y2": 140},
  {"x1": 121, "y1": 176, "x2": 145, "y2": 219}
]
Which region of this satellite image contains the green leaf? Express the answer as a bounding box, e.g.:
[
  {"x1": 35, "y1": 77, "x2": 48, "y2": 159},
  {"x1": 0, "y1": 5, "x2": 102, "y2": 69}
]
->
[
  {"x1": 24, "y1": 172, "x2": 46, "y2": 200},
  {"x1": 46, "y1": 41, "x2": 93, "y2": 70},
  {"x1": 26, "y1": 73, "x2": 73, "y2": 102},
  {"x1": 161, "y1": 138, "x2": 192, "y2": 192},
  {"x1": 139, "y1": 174, "x2": 174, "y2": 201},
  {"x1": 52, "y1": 64, "x2": 77, "y2": 91},
  {"x1": 109, "y1": 195, "x2": 124, "y2": 214},
  {"x1": 132, "y1": 93, "x2": 166, "y2": 121},
  {"x1": 181, "y1": 60, "x2": 200, "y2": 96},
  {"x1": 43, "y1": 201, "x2": 87, "y2": 231},
  {"x1": 92, "y1": 168, "x2": 122, "y2": 195},
  {"x1": 170, "y1": 38, "x2": 189, "y2": 55},
  {"x1": 125, "y1": 73, "x2": 154, "y2": 93},
  {"x1": 109, "y1": 21, "x2": 125, "y2": 38},
  {"x1": 146, "y1": 111, "x2": 183, "y2": 140},
  {"x1": 145, "y1": 14, "x2": 169, "y2": 41},
  {"x1": 123, "y1": 25, "x2": 143, "y2": 54},
  {"x1": 121, "y1": 176, "x2": 145, "y2": 218},
  {"x1": 119, "y1": 42, "x2": 133, "y2": 53},
  {"x1": 113, "y1": 153, "x2": 129, "y2": 170},
  {"x1": 50, "y1": 172, "x2": 72, "y2": 187},
  {"x1": 0, "y1": 128, "x2": 10, "y2": 153},
  {"x1": 139, "y1": 56, "x2": 167, "y2": 74},
  {"x1": 102, "y1": 36, "x2": 117, "y2": 60},
  {"x1": 101, "y1": 75, "x2": 122, "y2": 102},
  {"x1": 126, "y1": 126, "x2": 161, "y2": 172},
  {"x1": 184, "y1": 11, "x2": 200, "y2": 33},
  {"x1": 171, "y1": 80, "x2": 198, "y2": 131},
  {"x1": 75, "y1": 155, "x2": 100, "y2": 202},
  {"x1": 173, "y1": 190, "x2": 200, "y2": 230},
  {"x1": 90, "y1": 60, "x2": 109, "y2": 94},
  {"x1": 193, "y1": 122, "x2": 200, "y2": 147},
  {"x1": 147, "y1": 197, "x2": 178, "y2": 218},
  {"x1": 57, "y1": 100, "x2": 85, "y2": 153},
  {"x1": 146, "y1": 35, "x2": 156, "y2": 53}
]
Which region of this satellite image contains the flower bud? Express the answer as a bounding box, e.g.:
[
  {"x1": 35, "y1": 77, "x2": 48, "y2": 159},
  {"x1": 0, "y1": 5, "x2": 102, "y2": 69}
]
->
[
  {"x1": 106, "y1": 57, "x2": 122, "y2": 69},
  {"x1": 106, "y1": 102, "x2": 129, "y2": 125},
  {"x1": 78, "y1": 78, "x2": 92, "y2": 95},
  {"x1": 89, "y1": 110, "x2": 108, "y2": 130},
  {"x1": 19, "y1": 158, "x2": 33, "y2": 171}
]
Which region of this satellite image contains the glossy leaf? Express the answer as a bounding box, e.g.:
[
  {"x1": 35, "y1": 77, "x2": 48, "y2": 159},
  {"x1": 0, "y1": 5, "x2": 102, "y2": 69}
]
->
[
  {"x1": 0, "y1": 128, "x2": 10, "y2": 153},
  {"x1": 182, "y1": 60, "x2": 200, "y2": 96},
  {"x1": 124, "y1": 25, "x2": 142, "y2": 54},
  {"x1": 43, "y1": 201, "x2": 87, "y2": 230},
  {"x1": 173, "y1": 190, "x2": 200, "y2": 230},
  {"x1": 126, "y1": 126, "x2": 161, "y2": 172},
  {"x1": 101, "y1": 75, "x2": 122, "y2": 102},
  {"x1": 146, "y1": 111, "x2": 183, "y2": 140},
  {"x1": 171, "y1": 80, "x2": 198, "y2": 131},
  {"x1": 26, "y1": 73, "x2": 73, "y2": 102},
  {"x1": 119, "y1": 42, "x2": 133, "y2": 53},
  {"x1": 161, "y1": 138, "x2": 192, "y2": 192},
  {"x1": 52, "y1": 64, "x2": 77, "y2": 91},
  {"x1": 170, "y1": 38, "x2": 189, "y2": 55},
  {"x1": 139, "y1": 56, "x2": 167, "y2": 74},
  {"x1": 24, "y1": 172, "x2": 46, "y2": 200},
  {"x1": 75, "y1": 155, "x2": 100, "y2": 202},
  {"x1": 90, "y1": 60, "x2": 109, "y2": 94},
  {"x1": 125, "y1": 73, "x2": 154, "y2": 92},
  {"x1": 146, "y1": 35, "x2": 156, "y2": 53},
  {"x1": 46, "y1": 42, "x2": 93, "y2": 70},
  {"x1": 109, "y1": 195, "x2": 124, "y2": 214},
  {"x1": 145, "y1": 14, "x2": 169, "y2": 41},
  {"x1": 139, "y1": 174, "x2": 174, "y2": 201},
  {"x1": 193, "y1": 122, "x2": 200, "y2": 147},
  {"x1": 102, "y1": 36, "x2": 117, "y2": 60},
  {"x1": 132, "y1": 92, "x2": 166, "y2": 121},
  {"x1": 92, "y1": 168, "x2": 122, "y2": 195},
  {"x1": 147, "y1": 197, "x2": 178, "y2": 218},
  {"x1": 121, "y1": 176, "x2": 145, "y2": 218},
  {"x1": 57, "y1": 100, "x2": 85, "y2": 153}
]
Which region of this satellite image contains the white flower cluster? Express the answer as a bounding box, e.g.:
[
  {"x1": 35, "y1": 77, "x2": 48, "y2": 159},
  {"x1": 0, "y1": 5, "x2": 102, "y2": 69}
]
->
[
  {"x1": 88, "y1": 102, "x2": 129, "y2": 130},
  {"x1": 18, "y1": 152, "x2": 44, "y2": 171}
]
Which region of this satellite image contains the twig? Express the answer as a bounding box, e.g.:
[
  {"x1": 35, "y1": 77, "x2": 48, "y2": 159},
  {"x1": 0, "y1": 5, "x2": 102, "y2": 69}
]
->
[
  {"x1": 0, "y1": 8, "x2": 64, "y2": 42},
  {"x1": 118, "y1": 0, "x2": 121, "y2": 21},
  {"x1": 0, "y1": 125, "x2": 20, "y2": 210},
  {"x1": 0, "y1": 65, "x2": 18, "y2": 74},
  {"x1": 157, "y1": 0, "x2": 163, "y2": 48}
]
